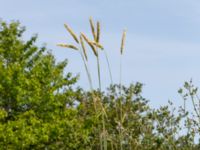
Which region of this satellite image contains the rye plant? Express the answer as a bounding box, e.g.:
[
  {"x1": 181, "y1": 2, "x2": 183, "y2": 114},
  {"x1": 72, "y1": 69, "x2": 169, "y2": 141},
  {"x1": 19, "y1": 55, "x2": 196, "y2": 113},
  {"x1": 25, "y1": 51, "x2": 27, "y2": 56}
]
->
[
  {"x1": 58, "y1": 18, "x2": 108, "y2": 150},
  {"x1": 119, "y1": 29, "x2": 126, "y2": 150},
  {"x1": 58, "y1": 18, "x2": 128, "y2": 150},
  {"x1": 57, "y1": 24, "x2": 93, "y2": 91}
]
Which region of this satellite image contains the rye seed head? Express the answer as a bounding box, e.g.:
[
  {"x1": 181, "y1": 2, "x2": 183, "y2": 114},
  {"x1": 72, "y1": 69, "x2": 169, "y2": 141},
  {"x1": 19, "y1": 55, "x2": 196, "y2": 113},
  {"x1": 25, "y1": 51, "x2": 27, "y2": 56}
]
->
[
  {"x1": 120, "y1": 30, "x2": 126, "y2": 55},
  {"x1": 64, "y1": 24, "x2": 79, "y2": 44},
  {"x1": 57, "y1": 43, "x2": 79, "y2": 50},
  {"x1": 80, "y1": 35, "x2": 88, "y2": 61}
]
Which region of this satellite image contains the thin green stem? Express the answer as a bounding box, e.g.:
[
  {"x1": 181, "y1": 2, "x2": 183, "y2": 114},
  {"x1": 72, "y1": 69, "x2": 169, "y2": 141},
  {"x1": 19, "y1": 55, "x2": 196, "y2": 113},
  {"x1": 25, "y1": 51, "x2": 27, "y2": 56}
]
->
[
  {"x1": 102, "y1": 113, "x2": 107, "y2": 150},
  {"x1": 119, "y1": 54, "x2": 123, "y2": 150},
  {"x1": 78, "y1": 46, "x2": 98, "y2": 112},
  {"x1": 104, "y1": 49, "x2": 113, "y2": 85},
  {"x1": 119, "y1": 97, "x2": 123, "y2": 150},
  {"x1": 79, "y1": 50, "x2": 93, "y2": 90},
  {"x1": 100, "y1": 132, "x2": 103, "y2": 150},
  {"x1": 97, "y1": 55, "x2": 101, "y2": 92},
  {"x1": 119, "y1": 54, "x2": 122, "y2": 96}
]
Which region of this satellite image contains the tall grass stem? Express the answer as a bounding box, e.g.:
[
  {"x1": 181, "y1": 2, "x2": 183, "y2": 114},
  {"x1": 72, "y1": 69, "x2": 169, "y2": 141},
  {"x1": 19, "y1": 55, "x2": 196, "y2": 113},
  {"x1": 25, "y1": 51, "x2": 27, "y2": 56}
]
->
[
  {"x1": 78, "y1": 47, "x2": 93, "y2": 91},
  {"x1": 119, "y1": 54, "x2": 122, "y2": 96},
  {"x1": 97, "y1": 53, "x2": 101, "y2": 92},
  {"x1": 104, "y1": 50, "x2": 113, "y2": 85}
]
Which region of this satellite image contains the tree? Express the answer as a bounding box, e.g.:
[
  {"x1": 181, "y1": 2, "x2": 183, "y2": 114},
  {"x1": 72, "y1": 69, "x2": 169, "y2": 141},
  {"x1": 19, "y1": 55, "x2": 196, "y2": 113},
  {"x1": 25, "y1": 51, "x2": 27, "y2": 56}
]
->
[{"x1": 0, "y1": 21, "x2": 90, "y2": 149}]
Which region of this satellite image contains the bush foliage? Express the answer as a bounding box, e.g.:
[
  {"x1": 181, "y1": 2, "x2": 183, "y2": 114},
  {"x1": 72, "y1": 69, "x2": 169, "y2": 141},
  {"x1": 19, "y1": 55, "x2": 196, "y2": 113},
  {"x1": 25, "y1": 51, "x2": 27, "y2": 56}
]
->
[{"x1": 0, "y1": 21, "x2": 200, "y2": 149}]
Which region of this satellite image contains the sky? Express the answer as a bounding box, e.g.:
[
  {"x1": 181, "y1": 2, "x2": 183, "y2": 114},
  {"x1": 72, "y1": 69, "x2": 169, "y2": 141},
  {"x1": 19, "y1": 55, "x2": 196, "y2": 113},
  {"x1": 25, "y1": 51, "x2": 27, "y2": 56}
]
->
[{"x1": 1, "y1": 0, "x2": 200, "y2": 108}]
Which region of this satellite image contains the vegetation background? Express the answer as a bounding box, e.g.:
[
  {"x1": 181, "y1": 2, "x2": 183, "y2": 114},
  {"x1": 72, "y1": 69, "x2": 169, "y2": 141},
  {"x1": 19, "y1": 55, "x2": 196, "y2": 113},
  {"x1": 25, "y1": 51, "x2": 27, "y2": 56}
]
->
[
  {"x1": 0, "y1": 18, "x2": 199, "y2": 150},
  {"x1": 1, "y1": 0, "x2": 200, "y2": 149}
]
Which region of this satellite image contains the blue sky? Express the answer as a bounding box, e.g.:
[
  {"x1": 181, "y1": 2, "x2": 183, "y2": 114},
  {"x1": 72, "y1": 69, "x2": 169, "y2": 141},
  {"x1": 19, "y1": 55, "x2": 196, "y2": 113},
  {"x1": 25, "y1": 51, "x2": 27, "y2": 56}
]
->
[{"x1": 1, "y1": 0, "x2": 200, "y2": 108}]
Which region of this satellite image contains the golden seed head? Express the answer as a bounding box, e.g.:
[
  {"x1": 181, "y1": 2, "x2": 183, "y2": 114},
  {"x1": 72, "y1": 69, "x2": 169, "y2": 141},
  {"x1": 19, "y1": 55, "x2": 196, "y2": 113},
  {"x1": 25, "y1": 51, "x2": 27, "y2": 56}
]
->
[
  {"x1": 64, "y1": 24, "x2": 79, "y2": 44},
  {"x1": 89, "y1": 17, "x2": 96, "y2": 40},
  {"x1": 80, "y1": 35, "x2": 88, "y2": 61},
  {"x1": 96, "y1": 21, "x2": 100, "y2": 43},
  {"x1": 120, "y1": 30, "x2": 126, "y2": 55},
  {"x1": 57, "y1": 43, "x2": 78, "y2": 50}
]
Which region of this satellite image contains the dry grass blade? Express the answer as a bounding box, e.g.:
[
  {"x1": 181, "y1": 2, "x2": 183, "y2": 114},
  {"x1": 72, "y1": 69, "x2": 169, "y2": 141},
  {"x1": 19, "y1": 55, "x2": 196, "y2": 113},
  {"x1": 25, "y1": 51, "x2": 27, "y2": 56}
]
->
[
  {"x1": 64, "y1": 24, "x2": 79, "y2": 44},
  {"x1": 57, "y1": 43, "x2": 78, "y2": 50},
  {"x1": 96, "y1": 21, "x2": 100, "y2": 42},
  {"x1": 80, "y1": 36, "x2": 88, "y2": 61},
  {"x1": 120, "y1": 30, "x2": 126, "y2": 55},
  {"x1": 89, "y1": 17, "x2": 96, "y2": 40},
  {"x1": 81, "y1": 33, "x2": 98, "y2": 57}
]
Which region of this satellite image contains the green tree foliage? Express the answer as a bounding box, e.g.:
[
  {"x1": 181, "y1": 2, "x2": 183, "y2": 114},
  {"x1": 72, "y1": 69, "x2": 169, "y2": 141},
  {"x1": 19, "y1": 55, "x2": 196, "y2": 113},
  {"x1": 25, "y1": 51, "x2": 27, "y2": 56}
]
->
[
  {"x1": 0, "y1": 21, "x2": 89, "y2": 149},
  {"x1": 0, "y1": 21, "x2": 200, "y2": 150}
]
